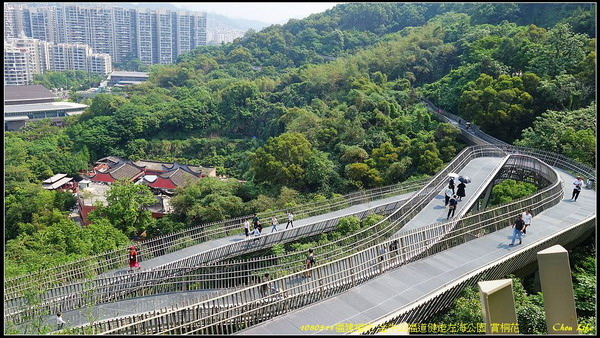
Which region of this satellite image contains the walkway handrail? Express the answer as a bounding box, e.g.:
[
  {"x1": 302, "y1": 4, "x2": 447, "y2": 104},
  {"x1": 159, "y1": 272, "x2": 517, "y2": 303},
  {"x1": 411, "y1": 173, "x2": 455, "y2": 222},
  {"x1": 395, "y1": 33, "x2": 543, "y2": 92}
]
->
[
  {"x1": 68, "y1": 153, "x2": 568, "y2": 334},
  {"x1": 3, "y1": 176, "x2": 430, "y2": 300},
  {"x1": 4, "y1": 145, "x2": 505, "y2": 323}
]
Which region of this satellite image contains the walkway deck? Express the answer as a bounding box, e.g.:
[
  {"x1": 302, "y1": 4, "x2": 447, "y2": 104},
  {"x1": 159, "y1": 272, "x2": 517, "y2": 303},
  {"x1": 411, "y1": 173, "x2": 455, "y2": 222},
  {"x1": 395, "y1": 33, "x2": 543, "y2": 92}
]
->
[
  {"x1": 30, "y1": 190, "x2": 417, "y2": 328},
  {"x1": 397, "y1": 157, "x2": 504, "y2": 232},
  {"x1": 240, "y1": 168, "x2": 595, "y2": 335},
  {"x1": 37, "y1": 155, "x2": 506, "y2": 329},
  {"x1": 101, "y1": 191, "x2": 416, "y2": 277}
]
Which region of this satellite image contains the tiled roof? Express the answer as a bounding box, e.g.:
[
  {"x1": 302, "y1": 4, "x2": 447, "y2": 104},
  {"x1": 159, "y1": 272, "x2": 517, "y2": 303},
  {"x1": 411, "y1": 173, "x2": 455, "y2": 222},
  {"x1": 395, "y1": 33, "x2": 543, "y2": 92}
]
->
[
  {"x1": 133, "y1": 160, "x2": 167, "y2": 172},
  {"x1": 109, "y1": 163, "x2": 144, "y2": 181},
  {"x1": 97, "y1": 156, "x2": 124, "y2": 165},
  {"x1": 162, "y1": 168, "x2": 199, "y2": 188}
]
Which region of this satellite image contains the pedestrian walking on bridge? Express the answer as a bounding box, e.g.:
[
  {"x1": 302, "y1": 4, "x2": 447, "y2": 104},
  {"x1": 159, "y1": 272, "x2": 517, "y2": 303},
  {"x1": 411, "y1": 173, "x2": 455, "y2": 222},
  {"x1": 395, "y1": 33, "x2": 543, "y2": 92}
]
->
[
  {"x1": 456, "y1": 182, "x2": 466, "y2": 201},
  {"x1": 243, "y1": 219, "x2": 250, "y2": 238},
  {"x1": 509, "y1": 214, "x2": 525, "y2": 246},
  {"x1": 271, "y1": 216, "x2": 279, "y2": 232},
  {"x1": 522, "y1": 209, "x2": 533, "y2": 234},
  {"x1": 444, "y1": 185, "x2": 454, "y2": 207},
  {"x1": 303, "y1": 249, "x2": 315, "y2": 278},
  {"x1": 286, "y1": 211, "x2": 294, "y2": 229},
  {"x1": 447, "y1": 195, "x2": 458, "y2": 219},
  {"x1": 56, "y1": 312, "x2": 66, "y2": 330},
  {"x1": 127, "y1": 246, "x2": 140, "y2": 272},
  {"x1": 571, "y1": 176, "x2": 584, "y2": 201}
]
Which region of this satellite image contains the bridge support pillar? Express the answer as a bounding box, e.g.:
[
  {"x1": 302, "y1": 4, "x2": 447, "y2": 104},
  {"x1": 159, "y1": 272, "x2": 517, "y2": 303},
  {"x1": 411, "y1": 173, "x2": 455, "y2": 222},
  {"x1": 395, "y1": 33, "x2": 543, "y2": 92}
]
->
[
  {"x1": 537, "y1": 245, "x2": 578, "y2": 334},
  {"x1": 478, "y1": 279, "x2": 518, "y2": 334}
]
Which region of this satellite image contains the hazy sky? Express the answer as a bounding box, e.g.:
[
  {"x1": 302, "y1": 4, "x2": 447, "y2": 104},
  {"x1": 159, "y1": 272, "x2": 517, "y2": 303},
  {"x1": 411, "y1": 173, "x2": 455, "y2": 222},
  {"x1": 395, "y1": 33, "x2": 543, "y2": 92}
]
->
[{"x1": 170, "y1": 2, "x2": 342, "y2": 24}]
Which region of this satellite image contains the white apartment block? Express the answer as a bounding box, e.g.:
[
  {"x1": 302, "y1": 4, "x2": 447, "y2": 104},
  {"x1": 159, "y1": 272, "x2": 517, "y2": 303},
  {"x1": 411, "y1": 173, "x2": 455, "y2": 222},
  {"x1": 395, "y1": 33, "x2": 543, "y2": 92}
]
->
[
  {"x1": 4, "y1": 45, "x2": 32, "y2": 85},
  {"x1": 89, "y1": 53, "x2": 113, "y2": 74},
  {"x1": 4, "y1": 3, "x2": 208, "y2": 66},
  {"x1": 4, "y1": 37, "x2": 113, "y2": 85},
  {"x1": 136, "y1": 8, "x2": 155, "y2": 65},
  {"x1": 7, "y1": 35, "x2": 51, "y2": 75},
  {"x1": 156, "y1": 9, "x2": 174, "y2": 64},
  {"x1": 28, "y1": 6, "x2": 56, "y2": 42},
  {"x1": 112, "y1": 7, "x2": 136, "y2": 64},
  {"x1": 174, "y1": 11, "x2": 192, "y2": 56}
]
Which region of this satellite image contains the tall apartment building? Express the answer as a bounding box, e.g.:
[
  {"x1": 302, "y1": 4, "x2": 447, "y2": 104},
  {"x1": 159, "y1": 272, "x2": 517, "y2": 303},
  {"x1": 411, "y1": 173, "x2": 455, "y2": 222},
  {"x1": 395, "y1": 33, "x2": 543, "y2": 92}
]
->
[
  {"x1": 5, "y1": 3, "x2": 208, "y2": 66},
  {"x1": 4, "y1": 37, "x2": 112, "y2": 85},
  {"x1": 28, "y1": 6, "x2": 56, "y2": 42},
  {"x1": 4, "y1": 45, "x2": 32, "y2": 85},
  {"x1": 112, "y1": 7, "x2": 137, "y2": 64},
  {"x1": 7, "y1": 35, "x2": 51, "y2": 75},
  {"x1": 135, "y1": 8, "x2": 155, "y2": 65}
]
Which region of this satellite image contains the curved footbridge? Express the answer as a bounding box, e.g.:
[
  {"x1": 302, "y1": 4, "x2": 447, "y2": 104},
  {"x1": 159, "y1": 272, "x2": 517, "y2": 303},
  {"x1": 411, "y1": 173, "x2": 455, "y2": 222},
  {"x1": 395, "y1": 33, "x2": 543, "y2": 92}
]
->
[
  {"x1": 7, "y1": 100, "x2": 595, "y2": 335},
  {"x1": 242, "y1": 166, "x2": 595, "y2": 335}
]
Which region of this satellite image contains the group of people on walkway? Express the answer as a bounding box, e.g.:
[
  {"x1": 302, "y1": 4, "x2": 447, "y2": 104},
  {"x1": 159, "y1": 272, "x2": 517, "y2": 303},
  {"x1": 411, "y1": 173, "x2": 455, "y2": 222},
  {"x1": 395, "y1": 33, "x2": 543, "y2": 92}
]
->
[
  {"x1": 444, "y1": 177, "x2": 467, "y2": 219},
  {"x1": 243, "y1": 212, "x2": 295, "y2": 241}
]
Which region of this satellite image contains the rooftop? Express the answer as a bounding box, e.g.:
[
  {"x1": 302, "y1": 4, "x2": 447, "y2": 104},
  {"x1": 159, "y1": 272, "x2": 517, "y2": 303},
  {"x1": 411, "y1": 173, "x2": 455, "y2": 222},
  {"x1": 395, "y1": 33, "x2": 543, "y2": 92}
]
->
[
  {"x1": 5, "y1": 102, "x2": 88, "y2": 114},
  {"x1": 109, "y1": 71, "x2": 149, "y2": 78},
  {"x1": 43, "y1": 173, "x2": 68, "y2": 184},
  {"x1": 42, "y1": 176, "x2": 73, "y2": 190},
  {"x1": 4, "y1": 85, "x2": 56, "y2": 103}
]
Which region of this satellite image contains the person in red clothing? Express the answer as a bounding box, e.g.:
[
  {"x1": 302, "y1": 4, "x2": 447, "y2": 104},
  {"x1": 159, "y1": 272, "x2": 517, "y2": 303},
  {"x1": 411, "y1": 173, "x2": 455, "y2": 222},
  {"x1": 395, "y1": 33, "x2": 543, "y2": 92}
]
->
[{"x1": 128, "y1": 246, "x2": 140, "y2": 272}]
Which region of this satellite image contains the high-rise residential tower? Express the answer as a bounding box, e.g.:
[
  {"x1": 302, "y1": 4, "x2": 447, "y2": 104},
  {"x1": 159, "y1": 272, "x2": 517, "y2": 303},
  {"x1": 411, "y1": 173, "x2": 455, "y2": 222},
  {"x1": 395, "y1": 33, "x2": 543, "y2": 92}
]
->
[{"x1": 4, "y1": 3, "x2": 208, "y2": 66}]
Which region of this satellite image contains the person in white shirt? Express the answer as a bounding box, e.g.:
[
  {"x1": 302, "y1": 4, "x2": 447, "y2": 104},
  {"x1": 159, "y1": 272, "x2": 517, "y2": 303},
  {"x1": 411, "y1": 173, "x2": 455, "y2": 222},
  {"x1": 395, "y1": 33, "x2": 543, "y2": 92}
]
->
[
  {"x1": 521, "y1": 209, "x2": 533, "y2": 234},
  {"x1": 252, "y1": 227, "x2": 261, "y2": 242},
  {"x1": 444, "y1": 185, "x2": 454, "y2": 208},
  {"x1": 286, "y1": 212, "x2": 294, "y2": 229},
  {"x1": 571, "y1": 176, "x2": 584, "y2": 201},
  {"x1": 271, "y1": 216, "x2": 279, "y2": 232},
  {"x1": 56, "y1": 312, "x2": 66, "y2": 329},
  {"x1": 243, "y1": 219, "x2": 250, "y2": 238}
]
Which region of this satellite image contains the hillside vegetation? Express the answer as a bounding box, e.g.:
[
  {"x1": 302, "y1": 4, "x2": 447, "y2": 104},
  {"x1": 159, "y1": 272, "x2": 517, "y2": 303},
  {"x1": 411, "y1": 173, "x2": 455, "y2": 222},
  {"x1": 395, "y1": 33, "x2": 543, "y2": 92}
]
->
[{"x1": 4, "y1": 3, "x2": 595, "y2": 279}]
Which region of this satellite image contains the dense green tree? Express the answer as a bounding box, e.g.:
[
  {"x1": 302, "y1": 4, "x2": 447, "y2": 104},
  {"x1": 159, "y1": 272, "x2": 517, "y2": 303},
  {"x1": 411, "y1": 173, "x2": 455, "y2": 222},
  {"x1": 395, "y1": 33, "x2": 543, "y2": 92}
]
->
[
  {"x1": 515, "y1": 104, "x2": 596, "y2": 166},
  {"x1": 529, "y1": 23, "x2": 589, "y2": 78},
  {"x1": 489, "y1": 179, "x2": 538, "y2": 206},
  {"x1": 88, "y1": 180, "x2": 157, "y2": 236},
  {"x1": 250, "y1": 132, "x2": 316, "y2": 190},
  {"x1": 458, "y1": 73, "x2": 534, "y2": 141},
  {"x1": 33, "y1": 70, "x2": 104, "y2": 91},
  {"x1": 170, "y1": 178, "x2": 245, "y2": 224}
]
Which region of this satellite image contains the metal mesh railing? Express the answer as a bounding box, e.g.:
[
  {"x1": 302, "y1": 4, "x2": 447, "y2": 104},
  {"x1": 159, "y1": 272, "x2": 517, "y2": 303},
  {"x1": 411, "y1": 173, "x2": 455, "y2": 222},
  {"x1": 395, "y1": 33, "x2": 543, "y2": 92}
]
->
[
  {"x1": 5, "y1": 145, "x2": 506, "y2": 323},
  {"x1": 3, "y1": 177, "x2": 429, "y2": 301},
  {"x1": 65, "y1": 151, "x2": 576, "y2": 334}
]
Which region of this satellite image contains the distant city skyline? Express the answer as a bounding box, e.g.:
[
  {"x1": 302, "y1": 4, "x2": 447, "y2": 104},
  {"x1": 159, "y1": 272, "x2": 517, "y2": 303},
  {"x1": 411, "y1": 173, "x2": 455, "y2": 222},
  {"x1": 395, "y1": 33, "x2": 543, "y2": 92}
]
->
[{"x1": 169, "y1": 2, "x2": 342, "y2": 25}]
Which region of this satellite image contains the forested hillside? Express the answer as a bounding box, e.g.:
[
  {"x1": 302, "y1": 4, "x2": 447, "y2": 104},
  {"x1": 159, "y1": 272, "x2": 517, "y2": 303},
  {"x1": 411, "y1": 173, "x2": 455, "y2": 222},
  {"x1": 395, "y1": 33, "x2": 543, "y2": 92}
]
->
[{"x1": 4, "y1": 3, "x2": 596, "y2": 278}]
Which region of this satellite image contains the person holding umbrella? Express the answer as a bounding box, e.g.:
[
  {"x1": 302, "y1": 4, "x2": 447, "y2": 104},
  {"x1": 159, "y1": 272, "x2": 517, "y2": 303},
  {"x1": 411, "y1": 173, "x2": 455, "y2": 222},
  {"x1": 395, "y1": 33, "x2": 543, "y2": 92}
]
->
[{"x1": 456, "y1": 180, "x2": 467, "y2": 201}]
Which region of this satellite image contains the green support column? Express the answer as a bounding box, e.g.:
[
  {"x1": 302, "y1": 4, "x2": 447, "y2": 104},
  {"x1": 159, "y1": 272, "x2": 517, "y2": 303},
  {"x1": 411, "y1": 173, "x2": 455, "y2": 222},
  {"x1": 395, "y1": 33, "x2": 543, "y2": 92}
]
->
[
  {"x1": 537, "y1": 245, "x2": 578, "y2": 334},
  {"x1": 478, "y1": 279, "x2": 519, "y2": 334}
]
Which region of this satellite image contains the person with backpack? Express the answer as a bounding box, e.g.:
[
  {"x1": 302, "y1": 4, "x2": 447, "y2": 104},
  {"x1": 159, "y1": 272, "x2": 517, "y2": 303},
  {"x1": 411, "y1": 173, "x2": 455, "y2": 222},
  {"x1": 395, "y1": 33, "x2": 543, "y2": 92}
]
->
[
  {"x1": 303, "y1": 249, "x2": 315, "y2": 278},
  {"x1": 509, "y1": 214, "x2": 525, "y2": 246},
  {"x1": 252, "y1": 213, "x2": 260, "y2": 230},
  {"x1": 447, "y1": 195, "x2": 458, "y2": 219}
]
